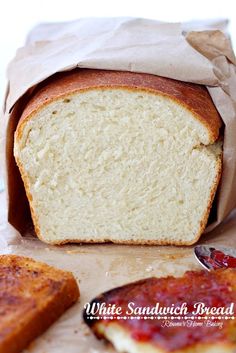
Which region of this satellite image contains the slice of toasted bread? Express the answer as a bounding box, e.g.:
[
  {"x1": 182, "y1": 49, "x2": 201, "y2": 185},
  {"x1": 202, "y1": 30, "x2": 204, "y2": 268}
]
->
[
  {"x1": 0, "y1": 255, "x2": 79, "y2": 353},
  {"x1": 84, "y1": 269, "x2": 236, "y2": 353}
]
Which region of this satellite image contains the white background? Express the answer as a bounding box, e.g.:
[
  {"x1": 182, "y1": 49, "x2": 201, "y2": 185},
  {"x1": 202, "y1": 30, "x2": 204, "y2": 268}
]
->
[{"x1": 0, "y1": 0, "x2": 235, "y2": 100}]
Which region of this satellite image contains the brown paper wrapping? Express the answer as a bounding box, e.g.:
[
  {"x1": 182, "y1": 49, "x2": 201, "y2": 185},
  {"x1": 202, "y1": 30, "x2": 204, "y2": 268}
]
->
[{"x1": 0, "y1": 18, "x2": 236, "y2": 352}]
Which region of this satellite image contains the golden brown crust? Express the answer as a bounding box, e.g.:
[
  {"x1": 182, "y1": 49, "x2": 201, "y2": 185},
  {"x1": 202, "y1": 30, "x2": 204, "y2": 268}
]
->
[
  {"x1": 0, "y1": 255, "x2": 79, "y2": 353},
  {"x1": 16, "y1": 69, "x2": 222, "y2": 143},
  {"x1": 192, "y1": 152, "x2": 222, "y2": 245},
  {"x1": 13, "y1": 155, "x2": 42, "y2": 240}
]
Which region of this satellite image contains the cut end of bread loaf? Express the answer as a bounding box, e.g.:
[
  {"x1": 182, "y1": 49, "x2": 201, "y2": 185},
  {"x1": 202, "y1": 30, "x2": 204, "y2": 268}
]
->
[{"x1": 14, "y1": 70, "x2": 222, "y2": 245}]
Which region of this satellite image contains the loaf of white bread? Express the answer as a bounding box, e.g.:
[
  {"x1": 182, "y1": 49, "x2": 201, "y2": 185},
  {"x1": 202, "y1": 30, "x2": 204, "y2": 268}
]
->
[{"x1": 14, "y1": 69, "x2": 222, "y2": 245}]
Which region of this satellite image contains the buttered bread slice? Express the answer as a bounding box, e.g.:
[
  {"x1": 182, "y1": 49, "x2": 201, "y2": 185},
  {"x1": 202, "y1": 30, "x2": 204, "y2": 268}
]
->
[{"x1": 14, "y1": 69, "x2": 222, "y2": 245}]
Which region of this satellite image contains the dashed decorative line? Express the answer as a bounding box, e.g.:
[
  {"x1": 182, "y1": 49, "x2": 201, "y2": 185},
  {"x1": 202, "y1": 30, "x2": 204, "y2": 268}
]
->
[{"x1": 87, "y1": 316, "x2": 235, "y2": 320}]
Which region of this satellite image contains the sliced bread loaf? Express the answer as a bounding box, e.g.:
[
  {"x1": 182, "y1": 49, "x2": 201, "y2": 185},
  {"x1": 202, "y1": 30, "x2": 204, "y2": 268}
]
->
[{"x1": 14, "y1": 69, "x2": 222, "y2": 245}]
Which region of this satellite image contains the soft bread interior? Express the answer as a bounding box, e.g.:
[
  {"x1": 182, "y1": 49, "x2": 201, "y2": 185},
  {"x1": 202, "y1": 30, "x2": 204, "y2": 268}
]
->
[
  {"x1": 94, "y1": 322, "x2": 234, "y2": 353},
  {"x1": 14, "y1": 88, "x2": 222, "y2": 244}
]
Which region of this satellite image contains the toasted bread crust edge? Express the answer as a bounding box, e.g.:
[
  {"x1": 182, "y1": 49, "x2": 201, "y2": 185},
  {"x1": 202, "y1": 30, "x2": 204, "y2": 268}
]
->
[
  {"x1": 14, "y1": 69, "x2": 223, "y2": 245},
  {"x1": 0, "y1": 255, "x2": 79, "y2": 353}
]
